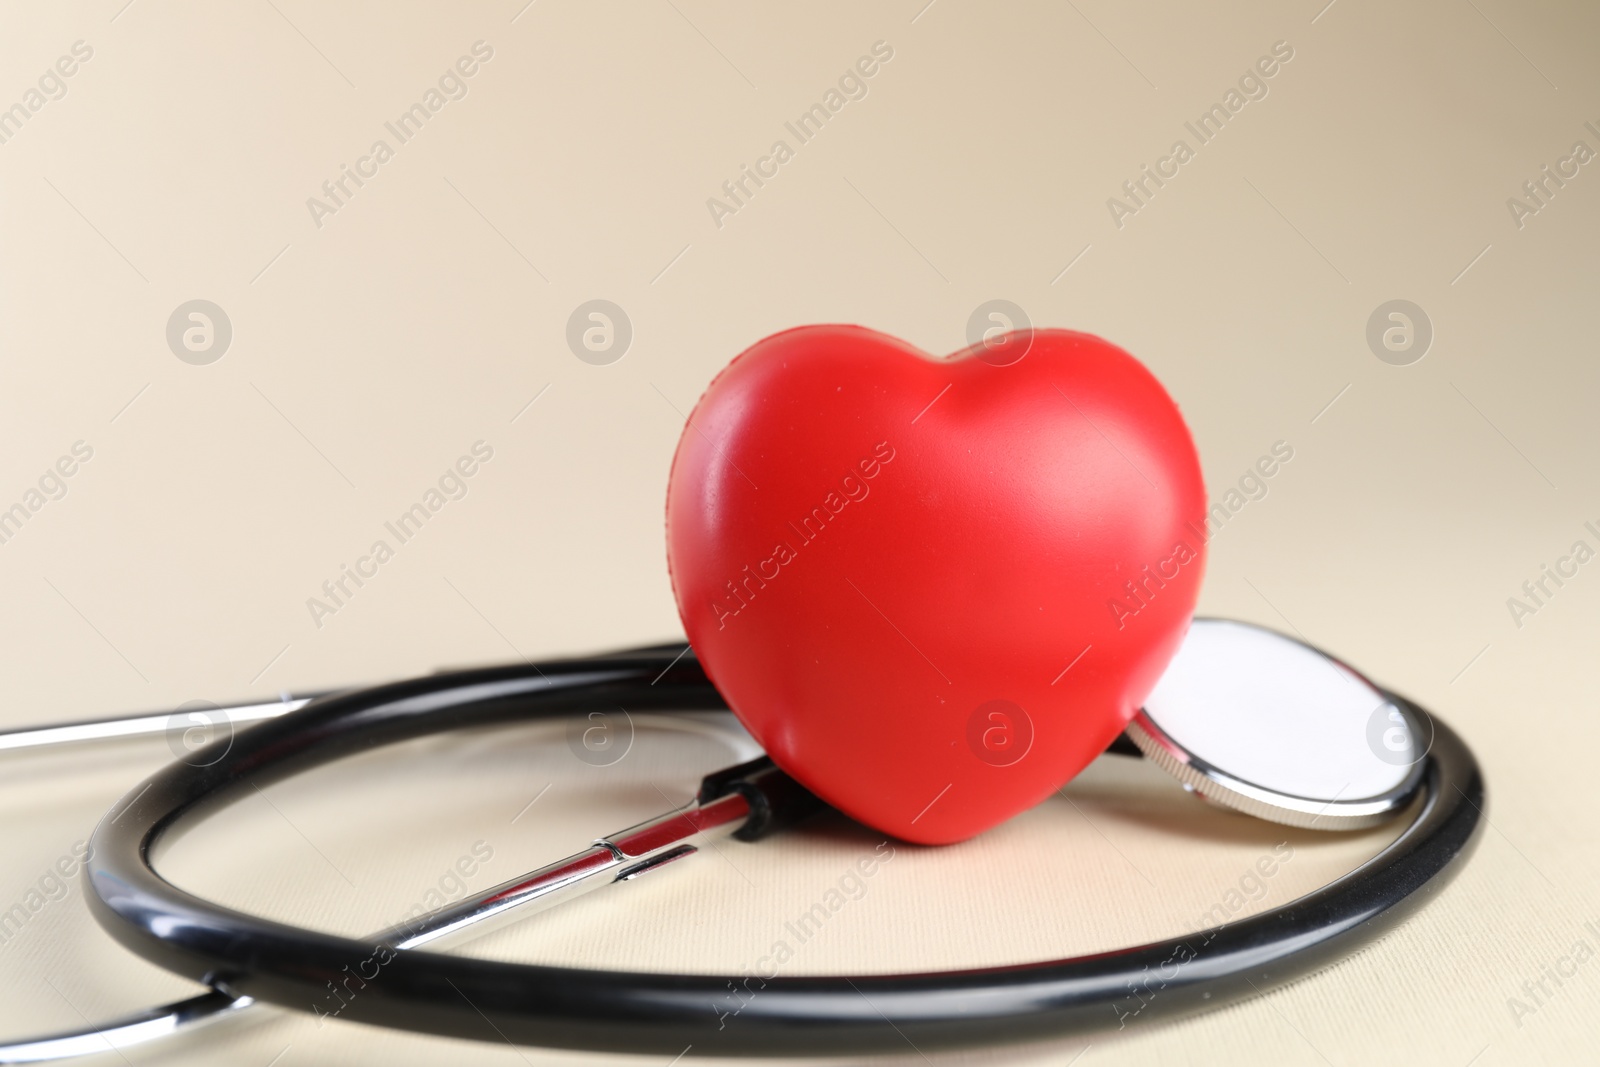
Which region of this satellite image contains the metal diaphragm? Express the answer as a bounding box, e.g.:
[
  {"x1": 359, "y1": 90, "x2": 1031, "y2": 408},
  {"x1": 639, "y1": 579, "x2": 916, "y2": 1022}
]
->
[{"x1": 1128, "y1": 618, "x2": 1428, "y2": 830}]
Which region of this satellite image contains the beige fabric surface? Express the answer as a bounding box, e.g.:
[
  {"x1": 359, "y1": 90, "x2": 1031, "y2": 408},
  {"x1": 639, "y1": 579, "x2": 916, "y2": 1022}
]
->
[{"x1": 1, "y1": 1, "x2": 1597, "y2": 1064}]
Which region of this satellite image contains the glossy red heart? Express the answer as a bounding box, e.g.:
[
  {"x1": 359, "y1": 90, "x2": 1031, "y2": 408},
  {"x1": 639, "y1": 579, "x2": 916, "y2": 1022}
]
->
[{"x1": 666, "y1": 326, "x2": 1207, "y2": 844}]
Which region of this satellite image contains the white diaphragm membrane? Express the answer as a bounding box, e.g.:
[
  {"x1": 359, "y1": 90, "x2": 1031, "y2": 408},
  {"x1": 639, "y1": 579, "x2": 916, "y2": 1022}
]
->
[{"x1": 1129, "y1": 618, "x2": 1426, "y2": 830}]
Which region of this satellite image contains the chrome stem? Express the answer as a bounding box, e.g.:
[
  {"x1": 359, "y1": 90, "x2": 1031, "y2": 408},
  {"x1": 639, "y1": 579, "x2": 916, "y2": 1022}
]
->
[{"x1": 388, "y1": 789, "x2": 751, "y2": 950}]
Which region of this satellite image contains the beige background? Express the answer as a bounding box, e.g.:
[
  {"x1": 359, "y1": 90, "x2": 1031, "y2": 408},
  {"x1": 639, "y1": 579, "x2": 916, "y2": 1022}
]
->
[{"x1": 1, "y1": 0, "x2": 1598, "y2": 1063}]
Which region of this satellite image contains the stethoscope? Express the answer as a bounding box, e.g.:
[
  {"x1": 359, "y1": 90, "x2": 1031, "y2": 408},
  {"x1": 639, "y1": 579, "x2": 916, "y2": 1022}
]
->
[{"x1": 0, "y1": 617, "x2": 1482, "y2": 1061}]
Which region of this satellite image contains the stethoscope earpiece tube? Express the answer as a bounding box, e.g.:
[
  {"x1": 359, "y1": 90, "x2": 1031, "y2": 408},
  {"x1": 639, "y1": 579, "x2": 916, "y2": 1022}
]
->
[
  {"x1": 697, "y1": 756, "x2": 828, "y2": 841},
  {"x1": 81, "y1": 647, "x2": 1483, "y2": 1057}
]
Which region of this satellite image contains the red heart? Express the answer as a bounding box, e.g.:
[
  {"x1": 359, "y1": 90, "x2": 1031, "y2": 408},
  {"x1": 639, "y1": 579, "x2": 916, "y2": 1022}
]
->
[{"x1": 666, "y1": 326, "x2": 1207, "y2": 844}]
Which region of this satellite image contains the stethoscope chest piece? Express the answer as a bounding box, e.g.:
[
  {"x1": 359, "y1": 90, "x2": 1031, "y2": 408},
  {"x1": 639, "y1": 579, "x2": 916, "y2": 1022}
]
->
[{"x1": 1128, "y1": 618, "x2": 1428, "y2": 829}]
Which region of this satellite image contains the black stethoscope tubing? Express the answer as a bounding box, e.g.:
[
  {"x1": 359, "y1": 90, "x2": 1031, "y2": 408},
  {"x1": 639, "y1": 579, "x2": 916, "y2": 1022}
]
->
[{"x1": 84, "y1": 644, "x2": 1484, "y2": 1057}]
